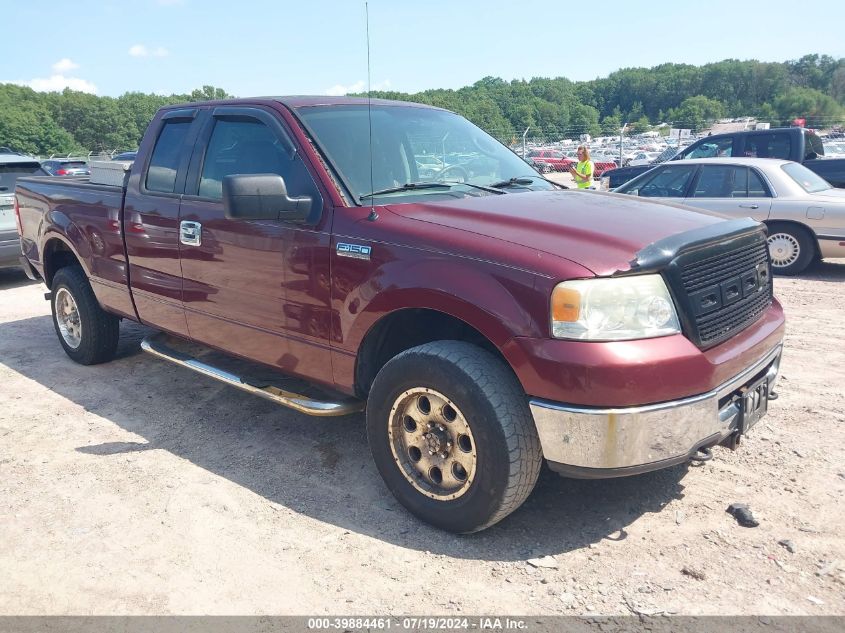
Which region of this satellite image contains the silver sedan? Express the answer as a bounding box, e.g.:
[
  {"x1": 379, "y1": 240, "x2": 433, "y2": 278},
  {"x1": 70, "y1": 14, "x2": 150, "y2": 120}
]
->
[{"x1": 613, "y1": 157, "x2": 845, "y2": 274}]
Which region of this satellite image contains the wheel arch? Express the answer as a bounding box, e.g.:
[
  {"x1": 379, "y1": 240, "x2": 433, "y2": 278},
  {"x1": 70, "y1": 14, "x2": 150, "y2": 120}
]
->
[
  {"x1": 42, "y1": 234, "x2": 86, "y2": 288},
  {"x1": 354, "y1": 305, "x2": 515, "y2": 399}
]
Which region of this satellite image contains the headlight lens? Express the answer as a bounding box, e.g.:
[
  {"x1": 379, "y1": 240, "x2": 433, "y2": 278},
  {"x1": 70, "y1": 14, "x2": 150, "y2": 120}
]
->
[{"x1": 551, "y1": 275, "x2": 681, "y2": 340}]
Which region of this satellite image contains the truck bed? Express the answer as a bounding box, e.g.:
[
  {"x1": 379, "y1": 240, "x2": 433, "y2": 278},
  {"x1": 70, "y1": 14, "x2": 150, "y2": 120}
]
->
[{"x1": 16, "y1": 175, "x2": 137, "y2": 319}]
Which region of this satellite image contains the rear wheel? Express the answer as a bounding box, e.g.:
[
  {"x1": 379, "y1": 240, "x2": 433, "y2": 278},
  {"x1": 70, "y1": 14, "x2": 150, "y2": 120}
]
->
[
  {"x1": 51, "y1": 266, "x2": 119, "y2": 365},
  {"x1": 366, "y1": 341, "x2": 542, "y2": 533},
  {"x1": 766, "y1": 222, "x2": 815, "y2": 276}
]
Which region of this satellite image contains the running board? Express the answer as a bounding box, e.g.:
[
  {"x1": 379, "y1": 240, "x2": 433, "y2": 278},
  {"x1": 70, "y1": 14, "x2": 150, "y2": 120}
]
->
[{"x1": 140, "y1": 333, "x2": 364, "y2": 417}]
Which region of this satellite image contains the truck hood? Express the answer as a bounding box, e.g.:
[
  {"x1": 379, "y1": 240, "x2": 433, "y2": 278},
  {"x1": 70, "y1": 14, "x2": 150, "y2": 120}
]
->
[{"x1": 386, "y1": 190, "x2": 725, "y2": 276}]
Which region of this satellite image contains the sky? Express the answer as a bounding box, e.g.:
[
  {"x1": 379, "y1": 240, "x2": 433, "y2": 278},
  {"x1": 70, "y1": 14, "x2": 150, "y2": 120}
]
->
[{"x1": 3, "y1": 0, "x2": 845, "y2": 98}]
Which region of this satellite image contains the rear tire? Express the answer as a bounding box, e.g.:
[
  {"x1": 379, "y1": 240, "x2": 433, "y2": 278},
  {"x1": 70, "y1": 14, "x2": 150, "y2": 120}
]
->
[
  {"x1": 766, "y1": 222, "x2": 815, "y2": 276},
  {"x1": 51, "y1": 266, "x2": 119, "y2": 365},
  {"x1": 366, "y1": 341, "x2": 542, "y2": 533}
]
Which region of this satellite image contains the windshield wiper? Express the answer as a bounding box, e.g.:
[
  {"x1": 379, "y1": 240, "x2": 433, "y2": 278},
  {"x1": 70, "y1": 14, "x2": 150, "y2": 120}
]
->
[
  {"x1": 490, "y1": 175, "x2": 566, "y2": 189},
  {"x1": 439, "y1": 180, "x2": 506, "y2": 194},
  {"x1": 360, "y1": 182, "x2": 452, "y2": 199},
  {"x1": 360, "y1": 180, "x2": 506, "y2": 201},
  {"x1": 490, "y1": 177, "x2": 535, "y2": 188}
]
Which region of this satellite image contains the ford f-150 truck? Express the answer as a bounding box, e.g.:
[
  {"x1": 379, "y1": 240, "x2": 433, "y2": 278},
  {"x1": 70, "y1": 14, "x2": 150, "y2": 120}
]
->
[
  {"x1": 15, "y1": 97, "x2": 785, "y2": 533},
  {"x1": 602, "y1": 127, "x2": 845, "y2": 189}
]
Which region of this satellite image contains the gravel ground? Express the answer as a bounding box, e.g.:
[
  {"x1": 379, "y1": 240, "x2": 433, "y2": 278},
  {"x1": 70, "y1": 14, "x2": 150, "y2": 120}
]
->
[{"x1": 0, "y1": 261, "x2": 843, "y2": 616}]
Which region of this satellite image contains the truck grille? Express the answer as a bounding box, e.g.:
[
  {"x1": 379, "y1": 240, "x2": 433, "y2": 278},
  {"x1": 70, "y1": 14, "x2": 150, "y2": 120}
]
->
[{"x1": 670, "y1": 236, "x2": 772, "y2": 349}]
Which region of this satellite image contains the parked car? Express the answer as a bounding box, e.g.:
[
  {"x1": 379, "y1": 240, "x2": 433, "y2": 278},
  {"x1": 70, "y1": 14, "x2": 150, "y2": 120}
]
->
[
  {"x1": 16, "y1": 96, "x2": 784, "y2": 533},
  {"x1": 1, "y1": 155, "x2": 48, "y2": 268},
  {"x1": 527, "y1": 149, "x2": 573, "y2": 171},
  {"x1": 613, "y1": 157, "x2": 845, "y2": 274},
  {"x1": 41, "y1": 159, "x2": 90, "y2": 176},
  {"x1": 628, "y1": 151, "x2": 662, "y2": 166},
  {"x1": 523, "y1": 156, "x2": 553, "y2": 174},
  {"x1": 111, "y1": 151, "x2": 138, "y2": 162},
  {"x1": 602, "y1": 127, "x2": 845, "y2": 189}
]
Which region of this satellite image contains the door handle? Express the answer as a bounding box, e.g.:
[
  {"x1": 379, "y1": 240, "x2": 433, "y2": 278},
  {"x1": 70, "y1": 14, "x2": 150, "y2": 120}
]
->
[
  {"x1": 180, "y1": 221, "x2": 202, "y2": 246},
  {"x1": 738, "y1": 204, "x2": 759, "y2": 209}
]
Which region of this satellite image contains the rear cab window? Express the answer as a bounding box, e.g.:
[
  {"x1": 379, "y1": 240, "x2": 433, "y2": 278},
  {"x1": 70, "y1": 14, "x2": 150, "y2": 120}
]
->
[
  {"x1": 0, "y1": 162, "x2": 47, "y2": 191},
  {"x1": 743, "y1": 133, "x2": 792, "y2": 159},
  {"x1": 146, "y1": 120, "x2": 193, "y2": 193}
]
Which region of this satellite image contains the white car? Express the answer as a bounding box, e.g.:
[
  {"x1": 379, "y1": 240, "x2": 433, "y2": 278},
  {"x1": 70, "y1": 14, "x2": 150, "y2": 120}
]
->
[
  {"x1": 613, "y1": 157, "x2": 845, "y2": 275},
  {"x1": 628, "y1": 151, "x2": 662, "y2": 166}
]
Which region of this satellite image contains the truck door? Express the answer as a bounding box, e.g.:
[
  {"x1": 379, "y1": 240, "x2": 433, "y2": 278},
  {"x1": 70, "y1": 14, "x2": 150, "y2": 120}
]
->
[
  {"x1": 123, "y1": 108, "x2": 201, "y2": 337},
  {"x1": 177, "y1": 106, "x2": 333, "y2": 379},
  {"x1": 683, "y1": 165, "x2": 772, "y2": 221}
]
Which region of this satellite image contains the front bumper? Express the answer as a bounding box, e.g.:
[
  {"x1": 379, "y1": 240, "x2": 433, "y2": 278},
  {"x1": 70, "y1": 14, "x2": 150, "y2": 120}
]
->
[{"x1": 530, "y1": 344, "x2": 782, "y2": 478}]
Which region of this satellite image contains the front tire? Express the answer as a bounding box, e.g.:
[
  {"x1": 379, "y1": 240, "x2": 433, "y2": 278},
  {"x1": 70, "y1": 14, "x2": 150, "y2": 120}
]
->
[
  {"x1": 766, "y1": 222, "x2": 815, "y2": 275},
  {"x1": 366, "y1": 341, "x2": 542, "y2": 533},
  {"x1": 51, "y1": 266, "x2": 119, "y2": 365}
]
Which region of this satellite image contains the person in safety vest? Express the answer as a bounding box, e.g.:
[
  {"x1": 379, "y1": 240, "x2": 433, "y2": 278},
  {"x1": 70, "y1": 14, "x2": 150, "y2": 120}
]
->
[{"x1": 568, "y1": 145, "x2": 594, "y2": 189}]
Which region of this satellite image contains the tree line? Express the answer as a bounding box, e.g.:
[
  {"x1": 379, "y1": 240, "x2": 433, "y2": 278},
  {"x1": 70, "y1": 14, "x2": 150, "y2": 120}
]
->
[{"x1": 1, "y1": 55, "x2": 843, "y2": 155}]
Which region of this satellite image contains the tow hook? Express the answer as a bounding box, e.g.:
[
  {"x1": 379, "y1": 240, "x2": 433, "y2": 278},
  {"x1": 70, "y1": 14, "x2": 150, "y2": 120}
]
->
[
  {"x1": 690, "y1": 447, "x2": 713, "y2": 463},
  {"x1": 768, "y1": 391, "x2": 779, "y2": 401}
]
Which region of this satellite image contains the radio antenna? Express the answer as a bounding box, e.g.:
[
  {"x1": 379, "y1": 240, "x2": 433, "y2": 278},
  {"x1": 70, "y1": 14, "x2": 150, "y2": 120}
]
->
[{"x1": 365, "y1": 1, "x2": 378, "y2": 221}]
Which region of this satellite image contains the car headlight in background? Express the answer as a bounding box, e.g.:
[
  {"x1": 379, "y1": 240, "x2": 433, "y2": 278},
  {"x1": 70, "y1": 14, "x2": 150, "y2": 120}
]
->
[
  {"x1": 551, "y1": 275, "x2": 681, "y2": 340},
  {"x1": 599, "y1": 176, "x2": 610, "y2": 191}
]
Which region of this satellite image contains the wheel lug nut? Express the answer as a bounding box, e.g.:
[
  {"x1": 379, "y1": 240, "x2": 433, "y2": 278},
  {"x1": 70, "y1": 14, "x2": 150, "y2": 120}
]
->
[{"x1": 428, "y1": 450, "x2": 434, "y2": 455}]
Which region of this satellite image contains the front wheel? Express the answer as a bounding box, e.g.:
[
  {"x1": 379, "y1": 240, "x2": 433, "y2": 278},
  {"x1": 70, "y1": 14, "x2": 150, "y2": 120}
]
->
[
  {"x1": 366, "y1": 341, "x2": 542, "y2": 533},
  {"x1": 766, "y1": 222, "x2": 815, "y2": 276},
  {"x1": 51, "y1": 266, "x2": 120, "y2": 365}
]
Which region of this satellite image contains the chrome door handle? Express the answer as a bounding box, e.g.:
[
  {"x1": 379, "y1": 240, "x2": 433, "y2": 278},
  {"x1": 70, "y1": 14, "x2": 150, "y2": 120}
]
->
[
  {"x1": 180, "y1": 221, "x2": 202, "y2": 246},
  {"x1": 738, "y1": 204, "x2": 759, "y2": 209}
]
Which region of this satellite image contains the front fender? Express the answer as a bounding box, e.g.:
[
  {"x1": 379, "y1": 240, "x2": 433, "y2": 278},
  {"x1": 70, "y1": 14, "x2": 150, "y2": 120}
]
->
[{"x1": 337, "y1": 255, "x2": 549, "y2": 355}]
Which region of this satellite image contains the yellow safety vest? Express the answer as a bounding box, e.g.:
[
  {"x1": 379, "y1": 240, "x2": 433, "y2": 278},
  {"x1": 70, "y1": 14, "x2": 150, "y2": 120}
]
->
[{"x1": 574, "y1": 160, "x2": 594, "y2": 189}]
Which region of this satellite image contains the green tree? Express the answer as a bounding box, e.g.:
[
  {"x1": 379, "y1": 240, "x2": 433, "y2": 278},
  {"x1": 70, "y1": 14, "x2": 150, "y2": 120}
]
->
[
  {"x1": 774, "y1": 87, "x2": 845, "y2": 127},
  {"x1": 668, "y1": 95, "x2": 725, "y2": 131},
  {"x1": 188, "y1": 85, "x2": 234, "y2": 102}
]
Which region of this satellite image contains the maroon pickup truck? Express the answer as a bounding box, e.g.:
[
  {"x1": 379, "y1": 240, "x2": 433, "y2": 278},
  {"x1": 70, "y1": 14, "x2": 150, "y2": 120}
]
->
[{"x1": 15, "y1": 97, "x2": 785, "y2": 533}]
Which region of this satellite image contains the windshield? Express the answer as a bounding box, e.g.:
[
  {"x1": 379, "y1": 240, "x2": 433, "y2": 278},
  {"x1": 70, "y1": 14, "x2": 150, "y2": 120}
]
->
[
  {"x1": 298, "y1": 104, "x2": 553, "y2": 203},
  {"x1": 0, "y1": 163, "x2": 46, "y2": 190},
  {"x1": 782, "y1": 162, "x2": 832, "y2": 193}
]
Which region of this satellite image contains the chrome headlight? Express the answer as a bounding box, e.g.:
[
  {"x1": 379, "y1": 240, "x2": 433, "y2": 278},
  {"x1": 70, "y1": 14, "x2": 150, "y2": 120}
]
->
[{"x1": 551, "y1": 275, "x2": 681, "y2": 341}]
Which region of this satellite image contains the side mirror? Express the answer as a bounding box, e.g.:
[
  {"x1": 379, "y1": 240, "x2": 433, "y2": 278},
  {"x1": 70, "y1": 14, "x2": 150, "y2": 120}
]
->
[{"x1": 222, "y1": 174, "x2": 312, "y2": 222}]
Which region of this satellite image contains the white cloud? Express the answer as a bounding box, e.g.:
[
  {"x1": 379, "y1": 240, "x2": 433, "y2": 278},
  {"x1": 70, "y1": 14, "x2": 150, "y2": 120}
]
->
[
  {"x1": 325, "y1": 79, "x2": 391, "y2": 96},
  {"x1": 52, "y1": 58, "x2": 79, "y2": 72},
  {"x1": 129, "y1": 44, "x2": 169, "y2": 58},
  {"x1": 4, "y1": 75, "x2": 97, "y2": 94}
]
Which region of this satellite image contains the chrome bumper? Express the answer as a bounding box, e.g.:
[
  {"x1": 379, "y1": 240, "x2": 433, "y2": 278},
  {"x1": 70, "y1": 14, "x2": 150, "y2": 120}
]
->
[{"x1": 529, "y1": 345, "x2": 782, "y2": 476}]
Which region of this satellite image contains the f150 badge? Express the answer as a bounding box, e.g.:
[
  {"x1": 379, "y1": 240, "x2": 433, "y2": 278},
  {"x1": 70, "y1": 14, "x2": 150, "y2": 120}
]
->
[{"x1": 336, "y1": 242, "x2": 372, "y2": 260}]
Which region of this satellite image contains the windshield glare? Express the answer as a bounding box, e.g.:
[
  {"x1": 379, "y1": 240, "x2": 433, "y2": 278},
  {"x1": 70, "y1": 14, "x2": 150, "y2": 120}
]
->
[
  {"x1": 298, "y1": 104, "x2": 552, "y2": 202},
  {"x1": 782, "y1": 162, "x2": 831, "y2": 193}
]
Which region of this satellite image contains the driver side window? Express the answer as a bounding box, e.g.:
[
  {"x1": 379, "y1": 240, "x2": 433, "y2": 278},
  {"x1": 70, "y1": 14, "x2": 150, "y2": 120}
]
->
[
  {"x1": 684, "y1": 138, "x2": 733, "y2": 159},
  {"x1": 198, "y1": 118, "x2": 320, "y2": 204},
  {"x1": 638, "y1": 165, "x2": 697, "y2": 197}
]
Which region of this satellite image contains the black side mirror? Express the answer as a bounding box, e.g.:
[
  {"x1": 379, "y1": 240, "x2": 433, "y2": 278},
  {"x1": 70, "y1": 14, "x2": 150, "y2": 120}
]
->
[{"x1": 222, "y1": 174, "x2": 312, "y2": 222}]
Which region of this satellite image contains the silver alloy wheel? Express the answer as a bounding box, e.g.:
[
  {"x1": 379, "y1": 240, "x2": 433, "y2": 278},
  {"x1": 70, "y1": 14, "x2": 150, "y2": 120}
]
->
[
  {"x1": 767, "y1": 232, "x2": 800, "y2": 269},
  {"x1": 387, "y1": 387, "x2": 477, "y2": 500},
  {"x1": 55, "y1": 287, "x2": 82, "y2": 349}
]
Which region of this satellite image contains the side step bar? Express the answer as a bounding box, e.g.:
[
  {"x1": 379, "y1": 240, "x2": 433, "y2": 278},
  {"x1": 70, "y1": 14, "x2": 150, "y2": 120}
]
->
[{"x1": 141, "y1": 334, "x2": 364, "y2": 417}]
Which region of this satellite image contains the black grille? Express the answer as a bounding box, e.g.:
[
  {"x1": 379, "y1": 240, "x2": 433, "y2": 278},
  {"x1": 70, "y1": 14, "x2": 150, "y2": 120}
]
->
[{"x1": 670, "y1": 236, "x2": 772, "y2": 349}]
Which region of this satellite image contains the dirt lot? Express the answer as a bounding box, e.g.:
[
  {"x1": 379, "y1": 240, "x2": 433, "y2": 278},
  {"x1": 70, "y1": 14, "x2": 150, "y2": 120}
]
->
[{"x1": 1, "y1": 261, "x2": 843, "y2": 616}]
